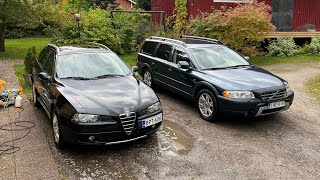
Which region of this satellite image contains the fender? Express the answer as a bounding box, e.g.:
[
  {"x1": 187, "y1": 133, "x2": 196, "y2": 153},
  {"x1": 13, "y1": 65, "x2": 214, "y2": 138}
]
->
[
  {"x1": 193, "y1": 81, "x2": 219, "y2": 98},
  {"x1": 142, "y1": 63, "x2": 152, "y2": 73}
]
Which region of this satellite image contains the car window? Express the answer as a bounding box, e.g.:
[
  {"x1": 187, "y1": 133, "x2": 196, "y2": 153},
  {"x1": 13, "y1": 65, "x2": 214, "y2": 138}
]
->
[
  {"x1": 56, "y1": 52, "x2": 130, "y2": 79},
  {"x1": 190, "y1": 46, "x2": 250, "y2": 70},
  {"x1": 156, "y1": 44, "x2": 172, "y2": 61},
  {"x1": 43, "y1": 50, "x2": 55, "y2": 75},
  {"x1": 173, "y1": 47, "x2": 190, "y2": 64},
  {"x1": 38, "y1": 47, "x2": 50, "y2": 66},
  {"x1": 141, "y1": 41, "x2": 158, "y2": 56}
]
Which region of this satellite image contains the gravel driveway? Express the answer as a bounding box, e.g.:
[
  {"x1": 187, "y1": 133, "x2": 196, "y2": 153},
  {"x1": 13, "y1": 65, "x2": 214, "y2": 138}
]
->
[{"x1": 44, "y1": 62, "x2": 320, "y2": 179}]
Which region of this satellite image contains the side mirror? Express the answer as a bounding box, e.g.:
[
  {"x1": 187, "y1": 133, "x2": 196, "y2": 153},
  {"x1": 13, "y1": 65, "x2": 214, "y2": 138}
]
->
[
  {"x1": 244, "y1": 56, "x2": 250, "y2": 62},
  {"x1": 132, "y1": 66, "x2": 139, "y2": 72},
  {"x1": 38, "y1": 72, "x2": 51, "y2": 81},
  {"x1": 177, "y1": 61, "x2": 191, "y2": 70}
]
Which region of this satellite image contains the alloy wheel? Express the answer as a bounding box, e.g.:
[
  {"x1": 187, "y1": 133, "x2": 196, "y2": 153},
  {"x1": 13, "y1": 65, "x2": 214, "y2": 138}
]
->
[
  {"x1": 52, "y1": 113, "x2": 60, "y2": 144},
  {"x1": 143, "y1": 71, "x2": 152, "y2": 87},
  {"x1": 198, "y1": 92, "x2": 214, "y2": 117}
]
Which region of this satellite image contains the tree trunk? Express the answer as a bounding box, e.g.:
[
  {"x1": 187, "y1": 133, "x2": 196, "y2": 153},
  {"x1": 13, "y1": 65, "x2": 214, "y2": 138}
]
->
[{"x1": 0, "y1": 27, "x2": 5, "y2": 52}]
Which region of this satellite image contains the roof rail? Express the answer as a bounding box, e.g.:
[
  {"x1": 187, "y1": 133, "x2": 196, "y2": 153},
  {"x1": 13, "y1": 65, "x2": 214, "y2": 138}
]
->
[
  {"x1": 181, "y1": 35, "x2": 224, "y2": 45},
  {"x1": 48, "y1": 44, "x2": 60, "y2": 52},
  {"x1": 88, "y1": 42, "x2": 110, "y2": 50},
  {"x1": 150, "y1": 36, "x2": 187, "y2": 47}
]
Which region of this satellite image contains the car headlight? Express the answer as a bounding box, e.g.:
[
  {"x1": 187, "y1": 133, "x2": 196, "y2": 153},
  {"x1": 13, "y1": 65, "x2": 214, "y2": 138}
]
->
[
  {"x1": 147, "y1": 102, "x2": 162, "y2": 114},
  {"x1": 223, "y1": 91, "x2": 255, "y2": 99},
  {"x1": 284, "y1": 82, "x2": 291, "y2": 93},
  {"x1": 72, "y1": 114, "x2": 101, "y2": 123}
]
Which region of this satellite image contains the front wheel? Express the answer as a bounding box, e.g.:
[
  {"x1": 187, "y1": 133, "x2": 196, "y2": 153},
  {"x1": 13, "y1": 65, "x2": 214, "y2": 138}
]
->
[
  {"x1": 52, "y1": 111, "x2": 65, "y2": 149},
  {"x1": 197, "y1": 89, "x2": 218, "y2": 122},
  {"x1": 143, "y1": 69, "x2": 153, "y2": 87},
  {"x1": 32, "y1": 83, "x2": 40, "y2": 107}
]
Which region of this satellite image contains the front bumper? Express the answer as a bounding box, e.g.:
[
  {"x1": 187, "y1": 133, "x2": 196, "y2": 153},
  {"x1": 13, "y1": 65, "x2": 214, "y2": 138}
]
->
[
  {"x1": 58, "y1": 112, "x2": 162, "y2": 145},
  {"x1": 217, "y1": 91, "x2": 294, "y2": 117}
]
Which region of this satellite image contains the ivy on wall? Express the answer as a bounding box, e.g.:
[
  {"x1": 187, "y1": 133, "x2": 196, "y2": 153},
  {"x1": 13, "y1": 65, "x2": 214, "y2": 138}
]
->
[{"x1": 173, "y1": 0, "x2": 188, "y2": 37}]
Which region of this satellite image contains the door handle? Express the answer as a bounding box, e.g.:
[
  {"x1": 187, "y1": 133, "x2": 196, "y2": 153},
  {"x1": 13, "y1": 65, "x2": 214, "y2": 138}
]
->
[
  {"x1": 168, "y1": 68, "x2": 172, "y2": 71},
  {"x1": 151, "y1": 62, "x2": 155, "y2": 65}
]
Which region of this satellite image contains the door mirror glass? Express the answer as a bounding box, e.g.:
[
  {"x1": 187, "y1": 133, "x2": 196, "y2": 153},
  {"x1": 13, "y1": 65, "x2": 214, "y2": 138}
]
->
[
  {"x1": 132, "y1": 66, "x2": 139, "y2": 72},
  {"x1": 38, "y1": 72, "x2": 51, "y2": 81},
  {"x1": 244, "y1": 56, "x2": 250, "y2": 62},
  {"x1": 177, "y1": 61, "x2": 190, "y2": 70}
]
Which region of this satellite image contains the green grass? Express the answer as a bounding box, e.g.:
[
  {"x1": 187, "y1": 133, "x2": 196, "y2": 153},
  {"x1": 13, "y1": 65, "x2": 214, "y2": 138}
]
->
[
  {"x1": 306, "y1": 76, "x2": 320, "y2": 104},
  {"x1": 120, "y1": 52, "x2": 136, "y2": 67},
  {"x1": 251, "y1": 54, "x2": 320, "y2": 66},
  {"x1": 0, "y1": 37, "x2": 51, "y2": 60},
  {"x1": 14, "y1": 64, "x2": 32, "y2": 100}
]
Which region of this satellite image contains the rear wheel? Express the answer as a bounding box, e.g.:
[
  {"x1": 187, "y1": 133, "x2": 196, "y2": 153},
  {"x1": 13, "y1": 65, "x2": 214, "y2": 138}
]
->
[
  {"x1": 143, "y1": 69, "x2": 153, "y2": 87},
  {"x1": 52, "y1": 111, "x2": 65, "y2": 149},
  {"x1": 32, "y1": 83, "x2": 40, "y2": 107},
  {"x1": 197, "y1": 89, "x2": 218, "y2": 122}
]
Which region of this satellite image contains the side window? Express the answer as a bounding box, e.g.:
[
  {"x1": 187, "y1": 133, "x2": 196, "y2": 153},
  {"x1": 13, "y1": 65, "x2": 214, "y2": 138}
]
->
[
  {"x1": 173, "y1": 47, "x2": 190, "y2": 64},
  {"x1": 38, "y1": 47, "x2": 49, "y2": 65},
  {"x1": 141, "y1": 41, "x2": 158, "y2": 56},
  {"x1": 156, "y1": 44, "x2": 173, "y2": 61},
  {"x1": 43, "y1": 50, "x2": 55, "y2": 75}
]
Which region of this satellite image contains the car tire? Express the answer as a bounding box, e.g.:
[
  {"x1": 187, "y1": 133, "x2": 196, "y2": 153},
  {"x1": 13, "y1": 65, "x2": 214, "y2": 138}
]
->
[
  {"x1": 143, "y1": 69, "x2": 154, "y2": 88},
  {"x1": 52, "y1": 110, "x2": 65, "y2": 149},
  {"x1": 32, "y1": 83, "x2": 40, "y2": 108},
  {"x1": 197, "y1": 89, "x2": 218, "y2": 122}
]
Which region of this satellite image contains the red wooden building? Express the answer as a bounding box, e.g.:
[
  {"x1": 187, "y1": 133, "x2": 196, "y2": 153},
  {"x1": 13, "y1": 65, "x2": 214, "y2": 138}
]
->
[
  {"x1": 151, "y1": 0, "x2": 320, "y2": 32},
  {"x1": 115, "y1": 0, "x2": 136, "y2": 10}
]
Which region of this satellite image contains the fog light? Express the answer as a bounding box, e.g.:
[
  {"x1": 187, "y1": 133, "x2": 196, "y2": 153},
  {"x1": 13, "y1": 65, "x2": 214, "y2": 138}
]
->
[{"x1": 88, "y1": 136, "x2": 95, "y2": 141}]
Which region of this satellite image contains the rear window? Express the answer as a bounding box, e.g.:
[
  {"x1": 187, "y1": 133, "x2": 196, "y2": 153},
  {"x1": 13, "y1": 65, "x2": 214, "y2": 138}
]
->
[
  {"x1": 141, "y1": 41, "x2": 158, "y2": 56},
  {"x1": 156, "y1": 44, "x2": 172, "y2": 61}
]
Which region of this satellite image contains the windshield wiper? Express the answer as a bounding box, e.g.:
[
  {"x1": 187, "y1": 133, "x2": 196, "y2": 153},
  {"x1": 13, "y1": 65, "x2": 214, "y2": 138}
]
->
[
  {"x1": 94, "y1": 74, "x2": 124, "y2": 79},
  {"x1": 203, "y1": 67, "x2": 228, "y2": 70},
  {"x1": 229, "y1": 64, "x2": 253, "y2": 68},
  {"x1": 60, "y1": 77, "x2": 97, "y2": 80}
]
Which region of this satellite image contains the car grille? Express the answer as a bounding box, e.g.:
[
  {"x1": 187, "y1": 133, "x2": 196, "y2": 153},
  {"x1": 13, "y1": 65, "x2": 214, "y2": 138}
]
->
[
  {"x1": 260, "y1": 89, "x2": 286, "y2": 101},
  {"x1": 119, "y1": 112, "x2": 136, "y2": 135}
]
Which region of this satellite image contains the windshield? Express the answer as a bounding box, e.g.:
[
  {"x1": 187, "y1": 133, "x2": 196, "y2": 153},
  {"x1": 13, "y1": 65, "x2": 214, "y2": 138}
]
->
[
  {"x1": 190, "y1": 46, "x2": 250, "y2": 70},
  {"x1": 56, "y1": 52, "x2": 130, "y2": 79}
]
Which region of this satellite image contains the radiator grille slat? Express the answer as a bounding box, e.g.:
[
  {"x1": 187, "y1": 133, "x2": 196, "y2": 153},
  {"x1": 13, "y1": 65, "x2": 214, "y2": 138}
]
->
[
  {"x1": 260, "y1": 89, "x2": 286, "y2": 101},
  {"x1": 119, "y1": 112, "x2": 136, "y2": 135}
]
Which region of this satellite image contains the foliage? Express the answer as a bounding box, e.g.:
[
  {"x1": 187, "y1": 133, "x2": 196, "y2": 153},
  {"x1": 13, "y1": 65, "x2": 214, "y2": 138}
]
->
[
  {"x1": 14, "y1": 64, "x2": 32, "y2": 100},
  {"x1": 186, "y1": 1, "x2": 275, "y2": 56},
  {"x1": 173, "y1": 0, "x2": 188, "y2": 37},
  {"x1": 0, "y1": 38, "x2": 50, "y2": 60},
  {"x1": 251, "y1": 54, "x2": 320, "y2": 66},
  {"x1": 24, "y1": 47, "x2": 37, "y2": 74},
  {"x1": 267, "y1": 38, "x2": 301, "y2": 57},
  {"x1": 134, "y1": 0, "x2": 151, "y2": 11},
  {"x1": 304, "y1": 38, "x2": 320, "y2": 55}
]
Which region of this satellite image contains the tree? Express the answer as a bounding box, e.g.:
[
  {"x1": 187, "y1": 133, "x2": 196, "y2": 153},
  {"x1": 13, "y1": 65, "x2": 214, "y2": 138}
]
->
[
  {"x1": 0, "y1": 0, "x2": 41, "y2": 52},
  {"x1": 135, "y1": 0, "x2": 151, "y2": 11}
]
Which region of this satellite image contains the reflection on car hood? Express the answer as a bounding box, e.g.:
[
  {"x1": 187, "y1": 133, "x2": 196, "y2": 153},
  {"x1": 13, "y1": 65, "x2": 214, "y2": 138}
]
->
[
  {"x1": 203, "y1": 66, "x2": 285, "y2": 90},
  {"x1": 59, "y1": 76, "x2": 158, "y2": 116}
]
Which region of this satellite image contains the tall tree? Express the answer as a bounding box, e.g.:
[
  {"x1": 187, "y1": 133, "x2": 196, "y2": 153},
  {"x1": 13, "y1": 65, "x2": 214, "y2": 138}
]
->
[
  {"x1": 135, "y1": 0, "x2": 151, "y2": 11},
  {"x1": 0, "y1": 0, "x2": 40, "y2": 52}
]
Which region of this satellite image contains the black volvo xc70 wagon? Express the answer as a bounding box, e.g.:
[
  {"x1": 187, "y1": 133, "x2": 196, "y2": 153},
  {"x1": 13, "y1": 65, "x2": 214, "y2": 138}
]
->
[{"x1": 137, "y1": 36, "x2": 294, "y2": 121}]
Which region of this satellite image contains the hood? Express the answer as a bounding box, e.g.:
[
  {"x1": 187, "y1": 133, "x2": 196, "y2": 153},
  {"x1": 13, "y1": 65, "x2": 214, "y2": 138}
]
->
[
  {"x1": 58, "y1": 76, "x2": 158, "y2": 116},
  {"x1": 203, "y1": 66, "x2": 285, "y2": 91}
]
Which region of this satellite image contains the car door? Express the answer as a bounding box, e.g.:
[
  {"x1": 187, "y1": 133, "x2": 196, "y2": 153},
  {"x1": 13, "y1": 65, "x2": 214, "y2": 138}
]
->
[
  {"x1": 41, "y1": 49, "x2": 55, "y2": 111},
  {"x1": 138, "y1": 41, "x2": 159, "y2": 73},
  {"x1": 165, "y1": 46, "x2": 195, "y2": 96},
  {"x1": 153, "y1": 43, "x2": 174, "y2": 86}
]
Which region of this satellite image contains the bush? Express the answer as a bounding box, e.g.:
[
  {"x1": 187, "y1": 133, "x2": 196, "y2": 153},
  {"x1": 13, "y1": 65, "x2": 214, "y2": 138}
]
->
[
  {"x1": 24, "y1": 46, "x2": 37, "y2": 74},
  {"x1": 267, "y1": 38, "x2": 301, "y2": 57},
  {"x1": 305, "y1": 38, "x2": 320, "y2": 55},
  {"x1": 186, "y1": 0, "x2": 275, "y2": 56}
]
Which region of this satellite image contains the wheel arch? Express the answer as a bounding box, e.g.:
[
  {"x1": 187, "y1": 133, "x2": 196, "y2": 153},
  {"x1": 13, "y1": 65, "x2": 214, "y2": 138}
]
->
[{"x1": 193, "y1": 81, "x2": 219, "y2": 100}]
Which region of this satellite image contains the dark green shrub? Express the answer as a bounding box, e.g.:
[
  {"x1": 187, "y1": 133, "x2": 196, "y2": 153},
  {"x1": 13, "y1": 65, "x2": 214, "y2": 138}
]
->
[{"x1": 24, "y1": 46, "x2": 37, "y2": 74}]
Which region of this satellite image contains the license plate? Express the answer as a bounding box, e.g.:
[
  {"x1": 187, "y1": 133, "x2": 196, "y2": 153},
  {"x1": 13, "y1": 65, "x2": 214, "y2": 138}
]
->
[
  {"x1": 140, "y1": 113, "x2": 163, "y2": 128},
  {"x1": 268, "y1": 101, "x2": 286, "y2": 109}
]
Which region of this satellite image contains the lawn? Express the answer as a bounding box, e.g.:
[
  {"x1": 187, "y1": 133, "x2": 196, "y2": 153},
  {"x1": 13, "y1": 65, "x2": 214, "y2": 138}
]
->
[
  {"x1": 119, "y1": 52, "x2": 136, "y2": 67},
  {"x1": 0, "y1": 37, "x2": 51, "y2": 60},
  {"x1": 251, "y1": 54, "x2": 320, "y2": 66},
  {"x1": 14, "y1": 64, "x2": 32, "y2": 100},
  {"x1": 306, "y1": 76, "x2": 320, "y2": 104}
]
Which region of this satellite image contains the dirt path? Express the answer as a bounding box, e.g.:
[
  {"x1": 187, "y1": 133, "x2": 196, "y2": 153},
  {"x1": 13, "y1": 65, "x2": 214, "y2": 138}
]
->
[{"x1": 4, "y1": 61, "x2": 319, "y2": 180}]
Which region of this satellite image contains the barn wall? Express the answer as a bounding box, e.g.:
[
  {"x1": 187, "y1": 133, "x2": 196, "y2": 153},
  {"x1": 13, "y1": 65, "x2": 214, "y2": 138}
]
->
[{"x1": 293, "y1": 0, "x2": 320, "y2": 31}]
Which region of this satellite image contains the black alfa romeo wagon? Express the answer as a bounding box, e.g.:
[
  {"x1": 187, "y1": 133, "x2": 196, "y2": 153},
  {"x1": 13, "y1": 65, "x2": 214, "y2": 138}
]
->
[{"x1": 32, "y1": 43, "x2": 162, "y2": 148}]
